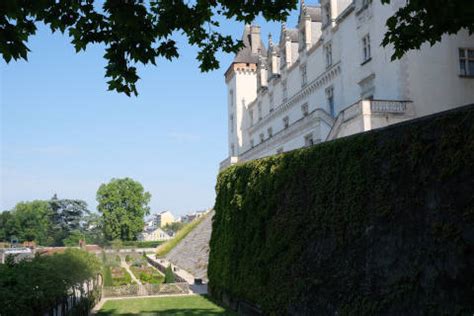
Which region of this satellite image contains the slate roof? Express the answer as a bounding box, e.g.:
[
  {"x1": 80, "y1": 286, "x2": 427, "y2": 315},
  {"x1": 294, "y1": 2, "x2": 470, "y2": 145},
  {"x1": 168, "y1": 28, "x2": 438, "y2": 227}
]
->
[
  {"x1": 233, "y1": 25, "x2": 267, "y2": 64},
  {"x1": 305, "y1": 5, "x2": 322, "y2": 22}
]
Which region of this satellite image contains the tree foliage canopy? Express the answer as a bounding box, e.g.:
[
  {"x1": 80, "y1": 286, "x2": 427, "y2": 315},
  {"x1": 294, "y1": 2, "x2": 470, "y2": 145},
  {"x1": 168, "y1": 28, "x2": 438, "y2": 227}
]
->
[
  {"x1": 1, "y1": 1, "x2": 472, "y2": 94},
  {"x1": 381, "y1": 0, "x2": 474, "y2": 60},
  {"x1": 0, "y1": 195, "x2": 100, "y2": 246},
  {"x1": 96, "y1": 177, "x2": 151, "y2": 241},
  {"x1": 0, "y1": 0, "x2": 297, "y2": 96},
  {"x1": 0, "y1": 249, "x2": 100, "y2": 315}
]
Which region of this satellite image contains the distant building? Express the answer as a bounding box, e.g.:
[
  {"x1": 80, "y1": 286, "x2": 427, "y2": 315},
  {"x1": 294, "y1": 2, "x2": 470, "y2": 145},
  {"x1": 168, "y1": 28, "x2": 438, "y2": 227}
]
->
[
  {"x1": 0, "y1": 247, "x2": 33, "y2": 264},
  {"x1": 179, "y1": 209, "x2": 211, "y2": 224},
  {"x1": 138, "y1": 227, "x2": 171, "y2": 242},
  {"x1": 155, "y1": 211, "x2": 175, "y2": 228}
]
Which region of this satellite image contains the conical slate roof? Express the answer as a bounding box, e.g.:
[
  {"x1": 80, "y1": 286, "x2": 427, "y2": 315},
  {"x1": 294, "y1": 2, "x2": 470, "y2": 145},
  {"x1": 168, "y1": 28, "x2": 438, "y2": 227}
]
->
[{"x1": 233, "y1": 25, "x2": 267, "y2": 64}]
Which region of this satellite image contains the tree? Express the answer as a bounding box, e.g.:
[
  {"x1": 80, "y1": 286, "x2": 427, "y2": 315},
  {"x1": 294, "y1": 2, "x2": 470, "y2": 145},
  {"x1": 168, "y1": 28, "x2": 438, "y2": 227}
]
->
[
  {"x1": 82, "y1": 212, "x2": 105, "y2": 245},
  {"x1": 382, "y1": 0, "x2": 474, "y2": 60},
  {"x1": 49, "y1": 194, "x2": 90, "y2": 245},
  {"x1": 0, "y1": 211, "x2": 13, "y2": 242},
  {"x1": 96, "y1": 177, "x2": 151, "y2": 241},
  {"x1": 4, "y1": 201, "x2": 53, "y2": 245},
  {"x1": 0, "y1": 0, "x2": 297, "y2": 96}
]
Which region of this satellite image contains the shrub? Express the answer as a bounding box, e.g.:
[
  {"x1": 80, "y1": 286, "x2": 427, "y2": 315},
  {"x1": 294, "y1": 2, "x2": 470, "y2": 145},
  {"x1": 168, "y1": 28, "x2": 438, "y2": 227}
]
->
[
  {"x1": 208, "y1": 105, "x2": 474, "y2": 315},
  {"x1": 103, "y1": 265, "x2": 113, "y2": 287},
  {"x1": 125, "y1": 254, "x2": 131, "y2": 263},
  {"x1": 164, "y1": 265, "x2": 175, "y2": 284},
  {"x1": 0, "y1": 249, "x2": 101, "y2": 315}
]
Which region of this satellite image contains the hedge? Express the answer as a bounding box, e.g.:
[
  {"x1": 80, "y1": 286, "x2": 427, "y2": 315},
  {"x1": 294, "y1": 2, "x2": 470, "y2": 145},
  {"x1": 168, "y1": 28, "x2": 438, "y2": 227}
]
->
[{"x1": 208, "y1": 105, "x2": 474, "y2": 315}]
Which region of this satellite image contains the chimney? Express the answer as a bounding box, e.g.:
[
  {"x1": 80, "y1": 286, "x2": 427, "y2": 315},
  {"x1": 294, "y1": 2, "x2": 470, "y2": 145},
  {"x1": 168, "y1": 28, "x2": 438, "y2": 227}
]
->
[{"x1": 250, "y1": 26, "x2": 261, "y2": 54}]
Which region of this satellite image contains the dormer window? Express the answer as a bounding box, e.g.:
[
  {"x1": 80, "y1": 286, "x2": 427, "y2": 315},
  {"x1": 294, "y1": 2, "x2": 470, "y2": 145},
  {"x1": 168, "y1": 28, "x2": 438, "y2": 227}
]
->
[
  {"x1": 324, "y1": 3, "x2": 331, "y2": 27},
  {"x1": 299, "y1": 30, "x2": 305, "y2": 51}
]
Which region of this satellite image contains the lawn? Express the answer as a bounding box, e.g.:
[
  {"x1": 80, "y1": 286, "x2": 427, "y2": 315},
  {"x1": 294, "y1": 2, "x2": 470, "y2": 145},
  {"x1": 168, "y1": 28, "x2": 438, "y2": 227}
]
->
[{"x1": 97, "y1": 295, "x2": 235, "y2": 315}]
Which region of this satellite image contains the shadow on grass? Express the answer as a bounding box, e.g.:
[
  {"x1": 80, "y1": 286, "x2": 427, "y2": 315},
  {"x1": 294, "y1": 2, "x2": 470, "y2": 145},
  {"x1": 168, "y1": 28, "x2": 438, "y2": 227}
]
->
[
  {"x1": 96, "y1": 308, "x2": 232, "y2": 315},
  {"x1": 96, "y1": 295, "x2": 236, "y2": 316}
]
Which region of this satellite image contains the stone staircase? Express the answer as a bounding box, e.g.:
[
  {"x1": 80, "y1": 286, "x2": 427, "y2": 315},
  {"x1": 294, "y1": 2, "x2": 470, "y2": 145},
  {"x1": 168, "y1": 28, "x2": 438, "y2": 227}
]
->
[{"x1": 165, "y1": 210, "x2": 214, "y2": 282}]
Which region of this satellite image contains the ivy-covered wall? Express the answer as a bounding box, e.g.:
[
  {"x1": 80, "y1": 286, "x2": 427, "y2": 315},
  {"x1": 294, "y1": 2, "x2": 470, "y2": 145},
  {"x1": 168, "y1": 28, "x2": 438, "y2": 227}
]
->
[{"x1": 208, "y1": 105, "x2": 474, "y2": 315}]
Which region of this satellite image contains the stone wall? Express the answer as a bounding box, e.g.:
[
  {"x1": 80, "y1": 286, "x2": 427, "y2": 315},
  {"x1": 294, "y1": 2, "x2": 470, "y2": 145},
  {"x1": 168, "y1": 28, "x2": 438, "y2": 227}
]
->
[{"x1": 165, "y1": 211, "x2": 214, "y2": 281}]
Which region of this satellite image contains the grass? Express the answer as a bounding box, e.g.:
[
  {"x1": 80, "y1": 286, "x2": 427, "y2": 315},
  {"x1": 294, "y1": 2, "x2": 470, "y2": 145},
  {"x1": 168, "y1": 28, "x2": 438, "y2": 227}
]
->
[
  {"x1": 97, "y1": 295, "x2": 235, "y2": 315},
  {"x1": 156, "y1": 215, "x2": 208, "y2": 257}
]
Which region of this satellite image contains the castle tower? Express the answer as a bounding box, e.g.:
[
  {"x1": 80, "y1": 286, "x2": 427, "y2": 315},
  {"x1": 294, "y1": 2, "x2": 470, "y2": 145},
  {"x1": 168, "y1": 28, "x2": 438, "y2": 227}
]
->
[{"x1": 224, "y1": 25, "x2": 266, "y2": 157}]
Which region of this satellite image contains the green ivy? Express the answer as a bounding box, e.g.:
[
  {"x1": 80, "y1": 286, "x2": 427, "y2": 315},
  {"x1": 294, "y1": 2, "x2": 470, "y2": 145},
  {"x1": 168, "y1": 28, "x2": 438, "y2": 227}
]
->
[{"x1": 208, "y1": 105, "x2": 474, "y2": 315}]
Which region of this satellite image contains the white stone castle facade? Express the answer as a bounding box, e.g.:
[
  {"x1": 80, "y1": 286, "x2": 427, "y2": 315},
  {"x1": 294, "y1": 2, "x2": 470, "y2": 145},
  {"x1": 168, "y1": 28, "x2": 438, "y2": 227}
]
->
[{"x1": 220, "y1": 0, "x2": 474, "y2": 170}]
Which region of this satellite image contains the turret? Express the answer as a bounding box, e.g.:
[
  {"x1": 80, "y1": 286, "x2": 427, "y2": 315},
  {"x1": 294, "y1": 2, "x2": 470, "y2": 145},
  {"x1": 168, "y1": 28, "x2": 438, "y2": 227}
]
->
[{"x1": 224, "y1": 25, "x2": 266, "y2": 156}]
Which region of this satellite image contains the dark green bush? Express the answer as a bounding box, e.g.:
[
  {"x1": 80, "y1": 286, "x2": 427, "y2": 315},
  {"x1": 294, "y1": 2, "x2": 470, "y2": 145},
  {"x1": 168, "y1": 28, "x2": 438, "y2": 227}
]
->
[
  {"x1": 164, "y1": 265, "x2": 175, "y2": 284},
  {"x1": 208, "y1": 105, "x2": 474, "y2": 315},
  {"x1": 103, "y1": 265, "x2": 113, "y2": 287}
]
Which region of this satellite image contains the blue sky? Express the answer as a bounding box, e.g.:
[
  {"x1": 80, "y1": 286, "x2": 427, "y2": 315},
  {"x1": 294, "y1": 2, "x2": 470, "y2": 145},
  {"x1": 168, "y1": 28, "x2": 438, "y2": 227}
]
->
[{"x1": 1, "y1": 7, "x2": 301, "y2": 216}]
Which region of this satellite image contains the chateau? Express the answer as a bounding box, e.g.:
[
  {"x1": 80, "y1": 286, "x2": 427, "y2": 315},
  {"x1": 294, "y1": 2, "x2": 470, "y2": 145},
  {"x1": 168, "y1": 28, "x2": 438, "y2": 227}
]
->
[{"x1": 220, "y1": 0, "x2": 474, "y2": 170}]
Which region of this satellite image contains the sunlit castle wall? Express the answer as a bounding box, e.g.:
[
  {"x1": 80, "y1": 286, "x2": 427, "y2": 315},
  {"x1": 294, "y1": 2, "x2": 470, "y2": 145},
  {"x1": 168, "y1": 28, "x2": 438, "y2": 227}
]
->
[{"x1": 220, "y1": 0, "x2": 474, "y2": 170}]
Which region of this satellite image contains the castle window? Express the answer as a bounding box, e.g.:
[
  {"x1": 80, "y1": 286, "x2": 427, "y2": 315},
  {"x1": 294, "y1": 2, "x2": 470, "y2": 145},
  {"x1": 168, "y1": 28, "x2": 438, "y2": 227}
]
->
[
  {"x1": 250, "y1": 139, "x2": 255, "y2": 148},
  {"x1": 230, "y1": 114, "x2": 234, "y2": 133},
  {"x1": 259, "y1": 133, "x2": 265, "y2": 143},
  {"x1": 362, "y1": 34, "x2": 371, "y2": 63},
  {"x1": 301, "y1": 103, "x2": 309, "y2": 117},
  {"x1": 282, "y1": 81, "x2": 288, "y2": 102},
  {"x1": 283, "y1": 116, "x2": 289, "y2": 128},
  {"x1": 301, "y1": 64, "x2": 307, "y2": 87},
  {"x1": 459, "y1": 48, "x2": 474, "y2": 76},
  {"x1": 267, "y1": 127, "x2": 273, "y2": 138},
  {"x1": 324, "y1": 43, "x2": 333, "y2": 68},
  {"x1": 258, "y1": 103, "x2": 263, "y2": 121},
  {"x1": 249, "y1": 109, "x2": 254, "y2": 126},
  {"x1": 326, "y1": 86, "x2": 335, "y2": 117},
  {"x1": 361, "y1": 0, "x2": 371, "y2": 9},
  {"x1": 269, "y1": 93, "x2": 274, "y2": 112},
  {"x1": 231, "y1": 144, "x2": 235, "y2": 156},
  {"x1": 305, "y1": 133, "x2": 314, "y2": 147}
]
